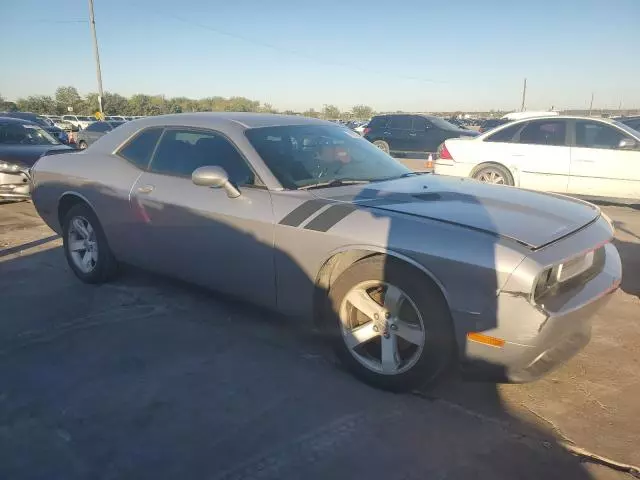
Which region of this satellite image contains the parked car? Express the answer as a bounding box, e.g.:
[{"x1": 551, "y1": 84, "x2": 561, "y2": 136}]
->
[
  {"x1": 61, "y1": 115, "x2": 95, "y2": 130},
  {"x1": 43, "y1": 115, "x2": 76, "y2": 131},
  {"x1": 614, "y1": 115, "x2": 640, "y2": 133},
  {"x1": 105, "y1": 115, "x2": 128, "y2": 122},
  {"x1": 434, "y1": 115, "x2": 640, "y2": 201},
  {"x1": 446, "y1": 118, "x2": 468, "y2": 129},
  {"x1": 76, "y1": 121, "x2": 124, "y2": 149},
  {"x1": 478, "y1": 118, "x2": 510, "y2": 133},
  {"x1": 364, "y1": 114, "x2": 477, "y2": 157},
  {"x1": 0, "y1": 111, "x2": 70, "y2": 144},
  {"x1": 0, "y1": 117, "x2": 74, "y2": 200},
  {"x1": 29, "y1": 113, "x2": 622, "y2": 391}
]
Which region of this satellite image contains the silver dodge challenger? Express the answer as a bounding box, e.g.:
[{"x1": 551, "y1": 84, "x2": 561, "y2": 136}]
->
[{"x1": 30, "y1": 113, "x2": 622, "y2": 391}]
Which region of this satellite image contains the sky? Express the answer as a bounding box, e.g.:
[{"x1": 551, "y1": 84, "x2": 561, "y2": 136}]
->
[{"x1": 2, "y1": 0, "x2": 639, "y2": 112}]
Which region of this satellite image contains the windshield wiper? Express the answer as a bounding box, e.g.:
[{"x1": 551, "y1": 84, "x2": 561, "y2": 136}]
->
[
  {"x1": 371, "y1": 172, "x2": 426, "y2": 183},
  {"x1": 299, "y1": 179, "x2": 371, "y2": 190}
]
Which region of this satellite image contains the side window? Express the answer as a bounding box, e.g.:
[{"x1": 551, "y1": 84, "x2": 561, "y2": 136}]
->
[
  {"x1": 517, "y1": 120, "x2": 567, "y2": 146},
  {"x1": 575, "y1": 121, "x2": 629, "y2": 150},
  {"x1": 485, "y1": 123, "x2": 521, "y2": 143},
  {"x1": 117, "y1": 127, "x2": 163, "y2": 169},
  {"x1": 412, "y1": 117, "x2": 431, "y2": 130},
  {"x1": 388, "y1": 116, "x2": 412, "y2": 130},
  {"x1": 368, "y1": 116, "x2": 389, "y2": 129},
  {"x1": 149, "y1": 129, "x2": 255, "y2": 185},
  {"x1": 87, "y1": 122, "x2": 109, "y2": 133},
  {"x1": 625, "y1": 120, "x2": 640, "y2": 132}
]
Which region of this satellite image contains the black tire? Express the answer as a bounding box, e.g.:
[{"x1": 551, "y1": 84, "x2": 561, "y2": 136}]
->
[
  {"x1": 372, "y1": 140, "x2": 390, "y2": 154},
  {"x1": 78, "y1": 140, "x2": 88, "y2": 150},
  {"x1": 327, "y1": 256, "x2": 456, "y2": 392},
  {"x1": 472, "y1": 163, "x2": 514, "y2": 186},
  {"x1": 62, "y1": 203, "x2": 118, "y2": 283}
]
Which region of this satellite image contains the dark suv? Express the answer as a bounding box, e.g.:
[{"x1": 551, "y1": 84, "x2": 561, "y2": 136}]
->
[
  {"x1": 363, "y1": 114, "x2": 478, "y2": 156},
  {"x1": 614, "y1": 115, "x2": 640, "y2": 132}
]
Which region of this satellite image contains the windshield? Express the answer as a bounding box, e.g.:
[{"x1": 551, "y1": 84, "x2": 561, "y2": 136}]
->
[
  {"x1": 36, "y1": 117, "x2": 55, "y2": 128},
  {"x1": 246, "y1": 125, "x2": 410, "y2": 189},
  {"x1": 78, "y1": 116, "x2": 93, "y2": 121},
  {"x1": 430, "y1": 117, "x2": 462, "y2": 130},
  {"x1": 612, "y1": 120, "x2": 640, "y2": 139},
  {"x1": 30, "y1": 116, "x2": 52, "y2": 127},
  {"x1": 0, "y1": 122, "x2": 61, "y2": 145}
]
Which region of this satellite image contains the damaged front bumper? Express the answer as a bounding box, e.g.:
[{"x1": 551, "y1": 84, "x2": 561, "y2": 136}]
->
[{"x1": 0, "y1": 170, "x2": 31, "y2": 200}]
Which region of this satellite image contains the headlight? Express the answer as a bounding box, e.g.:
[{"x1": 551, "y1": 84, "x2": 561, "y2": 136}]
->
[
  {"x1": 0, "y1": 161, "x2": 22, "y2": 174},
  {"x1": 533, "y1": 248, "x2": 601, "y2": 301}
]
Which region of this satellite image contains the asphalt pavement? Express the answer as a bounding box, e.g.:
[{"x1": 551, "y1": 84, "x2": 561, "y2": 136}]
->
[{"x1": 0, "y1": 200, "x2": 638, "y2": 480}]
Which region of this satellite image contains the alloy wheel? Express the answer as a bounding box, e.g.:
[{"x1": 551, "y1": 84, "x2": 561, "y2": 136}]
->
[
  {"x1": 339, "y1": 280, "x2": 426, "y2": 375},
  {"x1": 374, "y1": 141, "x2": 389, "y2": 154},
  {"x1": 67, "y1": 216, "x2": 99, "y2": 273},
  {"x1": 476, "y1": 169, "x2": 505, "y2": 184}
]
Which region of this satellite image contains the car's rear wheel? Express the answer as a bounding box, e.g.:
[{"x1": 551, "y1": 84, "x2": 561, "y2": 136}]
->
[
  {"x1": 78, "y1": 140, "x2": 88, "y2": 150},
  {"x1": 328, "y1": 256, "x2": 455, "y2": 391},
  {"x1": 373, "y1": 140, "x2": 390, "y2": 154},
  {"x1": 472, "y1": 164, "x2": 514, "y2": 186},
  {"x1": 62, "y1": 203, "x2": 118, "y2": 283}
]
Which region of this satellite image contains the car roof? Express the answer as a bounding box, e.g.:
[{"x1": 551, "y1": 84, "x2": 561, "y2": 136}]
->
[
  {"x1": 503, "y1": 115, "x2": 621, "y2": 124},
  {"x1": 123, "y1": 112, "x2": 334, "y2": 129},
  {"x1": 0, "y1": 116, "x2": 36, "y2": 125},
  {"x1": 1, "y1": 111, "x2": 38, "y2": 119}
]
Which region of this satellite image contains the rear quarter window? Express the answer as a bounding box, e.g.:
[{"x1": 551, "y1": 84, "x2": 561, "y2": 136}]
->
[
  {"x1": 485, "y1": 123, "x2": 521, "y2": 143},
  {"x1": 368, "y1": 116, "x2": 389, "y2": 129},
  {"x1": 117, "y1": 127, "x2": 163, "y2": 169}
]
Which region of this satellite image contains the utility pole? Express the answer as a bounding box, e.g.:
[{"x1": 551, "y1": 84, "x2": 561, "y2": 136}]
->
[
  {"x1": 588, "y1": 92, "x2": 594, "y2": 116},
  {"x1": 520, "y1": 78, "x2": 527, "y2": 112},
  {"x1": 88, "y1": 0, "x2": 104, "y2": 115}
]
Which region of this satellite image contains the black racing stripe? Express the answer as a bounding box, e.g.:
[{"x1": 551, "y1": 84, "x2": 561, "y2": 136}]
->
[
  {"x1": 279, "y1": 199, "x2": 330, "y2": 227},
  {"x1": 304, "y1": 204, "x2": 357, "y2": 232}
]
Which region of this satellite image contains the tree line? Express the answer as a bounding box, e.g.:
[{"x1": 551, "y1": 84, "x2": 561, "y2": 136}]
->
[{"x1": 0, "y1": 87, "x2": 375, "y2": 120}]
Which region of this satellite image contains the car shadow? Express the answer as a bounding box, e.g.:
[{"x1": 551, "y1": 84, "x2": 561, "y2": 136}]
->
[
  {"x1": 590, "y1": 199, "x2": 640, "y2": 211},
  {"x1": 0, "y1": 193, "x2": 598, "y2": 479},
  {"x1": 612, "y1": 239, "x2": 640, "y2": 298}
]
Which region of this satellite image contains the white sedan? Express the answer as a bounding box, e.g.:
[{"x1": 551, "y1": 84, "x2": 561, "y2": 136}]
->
[{"x1": 434, "y1": 115, "x2": 640, "y2": 201}]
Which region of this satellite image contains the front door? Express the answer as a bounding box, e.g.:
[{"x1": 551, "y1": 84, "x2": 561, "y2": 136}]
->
[
  {"x1": 408, "y1": 116, "x2": 444, "y2": 154},
  {"x1": 385, "y1": 115, "x2": 413, "y2": 153},
  {"x1": 130, "y1": 127, "x2": 276, "y2": 308},
  {"x1": 509, "y1": 119, "x2": 570, "y2": 193},
  {"x1": 568, "y1": 120, "x2": 640, "y2": 199}
]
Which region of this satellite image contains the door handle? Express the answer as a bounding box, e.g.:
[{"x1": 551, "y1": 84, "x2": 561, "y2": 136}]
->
[
  {"x1": 137, "y1": 184, "x2": 155, "y2": 194},
  {"x1": 383, "y1": 131, "x2": 391, "y2": 135},
  {"x1": 408, "y1": 132, "x2": 417, "y2": 137}
]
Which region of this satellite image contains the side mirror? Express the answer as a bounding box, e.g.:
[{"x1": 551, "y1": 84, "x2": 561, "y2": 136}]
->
[
  {"x1": 192, "y1": 166, "x2": 241, "y2": 198},
  {"x1": 618, "y1": 138, "x2": 637, "y2": 150}
]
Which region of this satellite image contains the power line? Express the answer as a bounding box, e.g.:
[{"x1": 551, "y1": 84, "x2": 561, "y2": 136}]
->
[
  {"x1": 13, "y1": 19, "x2": 88, "y2": 23},
  {"x1": 141, "y1": 8, "x2": 449, "y2": 85}
]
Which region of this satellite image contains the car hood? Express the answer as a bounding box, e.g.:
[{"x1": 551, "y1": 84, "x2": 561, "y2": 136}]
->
[
  {"x1": 0, "y1": 144, "x2": 74, "y2": 168},
  {"x1": 310, "y1": 175, "x2": 600, "y2": 249}
]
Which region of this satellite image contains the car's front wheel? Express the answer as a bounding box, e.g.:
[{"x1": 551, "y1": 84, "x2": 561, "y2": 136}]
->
[
  {"x1": 372, "y1": 140, "x2": 390, "y2": 154},
  {"x1": 328, "y1": 256, "x2": 455, "y2": 391},
  {"x1": 62, "y1": 203, "x2": 118, "y2": 283}
]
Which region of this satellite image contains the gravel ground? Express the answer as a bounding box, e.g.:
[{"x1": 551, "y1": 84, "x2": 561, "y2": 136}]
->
[{"x1": 0, "y1": 200, "x2": 638, "y2": 480}]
